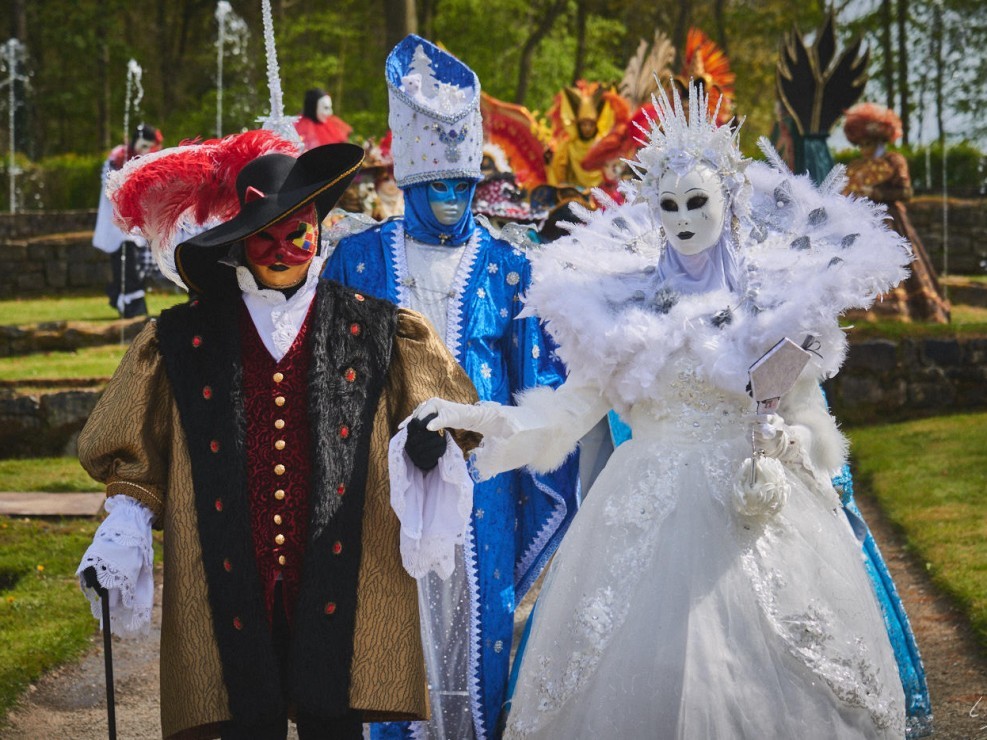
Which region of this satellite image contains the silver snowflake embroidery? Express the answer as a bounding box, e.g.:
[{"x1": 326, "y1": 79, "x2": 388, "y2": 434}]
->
[
  {"x1": 480, "y1": 363, "x2": 492, "y2": 379},
  {"x1": 494, "y1": 640, "x2": 504, "y2": 653},
  {"x1": 356, "y1": 262, "x2": 366, "y2": 273},
  {"x1": 487, "y1": 263, "x2": 499, "y2": 274},
  {"x1": 506, "y1": 271, "x2": 520, "y2": 286},
  {"x1": 500, "y1": 308, "x2": 509, "y2": 318},
  {"x1": 477, "y1": 287, "x2": 486, "y2": 299},
  {"x1": 532, "y1": 345, "x2": 541, "y2": 359},
  {"x1": 475, "y1": 508, "x2": 485, "y2": 519}
]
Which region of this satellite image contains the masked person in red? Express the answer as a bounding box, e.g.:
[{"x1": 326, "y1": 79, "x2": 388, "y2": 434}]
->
[{"x1": 76, "y1": 132, "x2": 479, "y2": 739}]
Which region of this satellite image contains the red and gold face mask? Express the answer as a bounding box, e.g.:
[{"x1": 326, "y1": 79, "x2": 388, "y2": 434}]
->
[{"x1": 244, "y1": 203, "x2": 318, "y2": 289}]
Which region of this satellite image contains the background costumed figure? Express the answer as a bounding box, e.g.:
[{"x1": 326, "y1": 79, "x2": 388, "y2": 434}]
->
[
  {"x1": 92, "y1": 123, "x2": 163, "y2": 317},
  {"x1": 294, "y1": 88, "x2": 353, "y2": 149},
  {"x1": 775, "y1": 12, "x2": 869, "y2": 184},
  {"x1": 414, "y1": 84, "x2": 911, "y2": 738},
  {"x1": 772, "y1": 16, "x2": 937, "y2": 734},
  {"x1": 843, "y1": 102, "x2": 949, "y2": 324},
  {"x1": 325, "y1": 35, "x2": 579, "y2": 740},
  {"x1": 546, "y1": 81, "x2": 622, "y2": 190},
  {"x1": 75, "y1": 131, "x2": 480, "y2": 739}
]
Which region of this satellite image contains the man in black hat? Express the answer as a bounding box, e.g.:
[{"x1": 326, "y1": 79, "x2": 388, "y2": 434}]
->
[{"x1": 75, "y1": 132, "x2": 479, "y2": 739}]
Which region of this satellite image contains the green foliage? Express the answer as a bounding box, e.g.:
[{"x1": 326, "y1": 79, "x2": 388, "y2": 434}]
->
[
  {"x1": 4, "y1": 0, "x2": 848, "y2": 159},
  {"x1": 0, "y1": 517, "x2": 100, "y2": 723},
  {"x1": 1, "y1": 152, "x2": 104, "y2": 211},
  {"x1": 849, "y1": 412, "x2": 987, "y2": 649},
  {"x1": 833, "y1": 142, "x2": 986, "y2": 195}
]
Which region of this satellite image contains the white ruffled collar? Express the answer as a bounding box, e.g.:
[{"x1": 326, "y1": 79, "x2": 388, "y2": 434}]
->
[{"x1": 523, "y1": 159, "x2": 910, "y2": 413}]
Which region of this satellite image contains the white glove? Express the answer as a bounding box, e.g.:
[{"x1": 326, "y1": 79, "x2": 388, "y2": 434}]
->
[
  {"x1": 410, "y1": 398, "x2": 522, "y2": 440},
  {"x1": 77, "y1": 495, "x2": 155, "y2": 637},
  {"x1": 751, "y1": 413, "x2": 802, "y2": 463}
]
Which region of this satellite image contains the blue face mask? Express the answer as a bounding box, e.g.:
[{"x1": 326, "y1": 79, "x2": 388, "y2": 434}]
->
[
  {"x1": 403, "y1": 178, "x2": 477, "y2": 246},
  {"x1": 427, "y1": 178, "x2": 473, "y2": 225}
]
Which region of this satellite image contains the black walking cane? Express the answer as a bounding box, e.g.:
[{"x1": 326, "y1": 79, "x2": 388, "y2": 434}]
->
[{"x1": 83, "y1": 566, "x2": 117, "y2": 740}]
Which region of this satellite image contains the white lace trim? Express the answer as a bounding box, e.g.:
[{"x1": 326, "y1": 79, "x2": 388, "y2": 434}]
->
[
  {"x1": 389, "y1": 222, "x2": 482, "y2": 363},
  {"x1": 514, "y1": 475, "x2": 568, "y2": 596},
  {"x1": 443, "y1": 230, "x2": 481, "y2": 359},
  {"x1": 521, "y1": 159, "x2": 911, "y2": 414},
  {"x1": 76, "y1": 495, "x2": 155, "y2": 637},
  {"x1": 741, "y1": 548, "x2": 905, "y2": 733},
  {"x1": 389, "y1": 428, "x2": 473, "y2": 580},
  {"x1": 464, "y1": 517, "x2": 487, "y2": 739},
  {"x1": 389, "y1": 222, "x2": 413, "y2": 309}
]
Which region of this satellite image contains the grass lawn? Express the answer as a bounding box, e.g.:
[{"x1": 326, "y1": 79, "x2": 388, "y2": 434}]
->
[
  {"x1": 0, "y1": 291, "x2": 186, "y2": 326},
  {"x1": 849, "y1": 411, "x2": 987, "y2": 649},
  {"x1": 0, "y1": 345, "x2": 128, "y2": 383},
  {"x1": 0, "y1": 457, "x2": 100, "y2": 492},
  {"x1": 0, "y1": 517, "x2": 101, "y2": 723}
]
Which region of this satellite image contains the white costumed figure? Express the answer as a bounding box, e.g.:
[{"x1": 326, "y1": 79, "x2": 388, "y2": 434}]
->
[{"x1": 413, "y1": 85, "x2": 911, "y2": 738}]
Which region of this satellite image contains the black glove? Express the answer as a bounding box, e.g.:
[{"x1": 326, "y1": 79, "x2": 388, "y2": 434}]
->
[
  {"x1": 82, "y1": 565, "x2": 107, "y2": 597},
  {"x1": 405, "y1": 412, "x2": 447, "y2": 471}
]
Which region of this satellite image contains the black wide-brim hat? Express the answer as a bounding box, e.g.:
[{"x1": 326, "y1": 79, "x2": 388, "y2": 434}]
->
[{"x1": 175, "y1": 142, "x2": 364, "y2": 294}]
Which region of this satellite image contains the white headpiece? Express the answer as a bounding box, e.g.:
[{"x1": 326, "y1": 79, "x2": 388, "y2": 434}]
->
[
  {"x1": 386, "y1": 35, "x2": 484, "y2": 187},
  {"x1": 628, "y1": 84, "x2": 749, "y2": 218}
]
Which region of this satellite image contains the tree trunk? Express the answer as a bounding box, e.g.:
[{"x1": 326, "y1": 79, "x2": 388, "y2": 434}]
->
[
  {"x1": 515, "y1": 0, "x2": 568, "y2": 104},
  {"x1": 932, "y1": 2, "x2": 945, "y2": 147},
  {"x1": 383, "y1": 0, "x2": 417, "y2": 51},
  {"x1": 418, "y1": 0, "x2": 437, "y2": 41},
  {"x1": 673, "y1": 0, "x2": 692, "y2": 64},
  {"x1": 156, "y1": 0, "x2": 173, "y2": 115},
  {"x1": 897, "y1": 0, "x2": 910, "y2": 144},
  {"x1": 99, "y1": 34, "x2": 111, "y2": 151},
  {"x1": 572, "y1": 0, "x2": 588, "y2": 83},
  {"x1": 880, "y1": 0, "x2": 895, "y2": 110},
  {"x1": 714, "y1": 0, "x2": 729, "y2": 57}
]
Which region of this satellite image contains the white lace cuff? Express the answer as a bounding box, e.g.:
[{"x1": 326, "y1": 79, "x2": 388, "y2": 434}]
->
[
  {"x1": 76, "y1": 494, "x2": 155, "y2": 637},
  {"x1": 389, "y1": 427, "x2": 473, "y2": 580}
]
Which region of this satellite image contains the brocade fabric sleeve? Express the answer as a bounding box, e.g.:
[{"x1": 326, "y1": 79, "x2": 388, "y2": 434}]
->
[
  {"x1": 386, "y1": 309, "x2": 481, "y2": 578},
  {"x1": 78, "y1": 321, "x2": 174, "y2": 520}
]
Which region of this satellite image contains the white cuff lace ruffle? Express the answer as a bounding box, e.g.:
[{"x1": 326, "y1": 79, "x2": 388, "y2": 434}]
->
[
  {"x1": 389, "y1": 427, "x2": 473, "y2": 580},
  {"x1": 76, "y1": 494, "x2": 155, "y2": 637}
]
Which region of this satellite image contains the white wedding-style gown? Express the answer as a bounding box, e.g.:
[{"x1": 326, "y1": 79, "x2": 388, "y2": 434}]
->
[
  {"x1": 502, "y1": 352, "x2": 905, "y2": 738},
  {"x1": 428, "y1": 141, "x2": 913, "y2": 737}
]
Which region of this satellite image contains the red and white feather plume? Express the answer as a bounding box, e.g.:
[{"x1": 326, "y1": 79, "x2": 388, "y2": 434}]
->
[{"x1": 107, "y1": 129, "x2": 299, "y2": 289}]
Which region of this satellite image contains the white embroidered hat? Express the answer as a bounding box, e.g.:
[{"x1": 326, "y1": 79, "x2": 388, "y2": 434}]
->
[{"x1": 386, "y1": 34, "x2": 483, "y2": 187}]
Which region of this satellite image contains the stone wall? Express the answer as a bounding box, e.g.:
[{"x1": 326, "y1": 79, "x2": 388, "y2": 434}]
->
[
  {"x1": 824, "y1": 334, "x2": 987, "y2": 425},
  {"x1": 0, "y1": 387, "x2": 101, "y2": 458},
  {"x1": 1, "y1": 232, "x2": 110, "y2": 296},
  {"x1": 1, "y1": 332, "x2": 983, "y2": 459},
  {"x1": 0, "y1": 210, "x2": 97, "y2": 241},
  {"x1": 0, "y1": 198, "x2": 983, "y2": 297},
  {"x1": 908, "y1": 196, "x2": 987, "y2": 275},
  {"x1": 0, "y1": 210, "x2": 106, "y2": 297}
]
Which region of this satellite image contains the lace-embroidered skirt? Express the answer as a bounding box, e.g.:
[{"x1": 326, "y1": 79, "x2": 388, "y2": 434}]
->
[{"x1": 504, "y1": 424, "x2": 906, "y2": 739}]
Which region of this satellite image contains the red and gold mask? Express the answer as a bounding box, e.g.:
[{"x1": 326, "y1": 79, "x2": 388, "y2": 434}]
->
[{"x1": 244, "y1": 202, "x2": 318, "y2": 289}]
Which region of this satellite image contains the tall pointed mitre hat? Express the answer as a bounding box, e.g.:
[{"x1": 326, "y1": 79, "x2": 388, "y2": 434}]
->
[{"x1": 385, "y1": 34, "x2": 484, "y2": 187}]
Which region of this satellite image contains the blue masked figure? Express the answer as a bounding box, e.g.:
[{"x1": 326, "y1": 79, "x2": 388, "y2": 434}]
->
[{"x1": 325, "y1": 35, "x2": 579, "y2": 740}]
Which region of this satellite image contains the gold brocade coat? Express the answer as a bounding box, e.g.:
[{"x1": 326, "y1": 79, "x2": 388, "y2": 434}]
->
[{"x1": 78, "y1": 301, "x2": 479, "y2": 739}]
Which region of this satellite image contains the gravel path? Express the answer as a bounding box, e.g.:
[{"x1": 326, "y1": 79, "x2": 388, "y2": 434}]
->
[{"x1": 4, "y1": 492, "x2": 985, "y2": 739}]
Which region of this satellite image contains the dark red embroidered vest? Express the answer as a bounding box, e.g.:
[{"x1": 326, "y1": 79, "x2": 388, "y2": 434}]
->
[{"x1": 240, "y1": 301, "x2": 314, "y2": 623}]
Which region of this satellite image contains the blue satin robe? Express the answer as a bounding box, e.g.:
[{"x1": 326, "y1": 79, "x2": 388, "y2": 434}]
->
[{"x1": 325, "y1": 220, "x2": 580, "y2": 739}]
